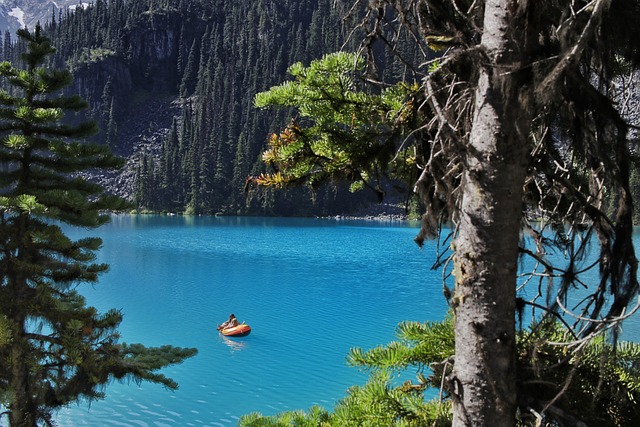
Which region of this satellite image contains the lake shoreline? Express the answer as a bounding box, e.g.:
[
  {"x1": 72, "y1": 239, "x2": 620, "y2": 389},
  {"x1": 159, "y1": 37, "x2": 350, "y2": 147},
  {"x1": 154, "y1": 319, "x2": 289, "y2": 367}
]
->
[{"x1": 127, "y1": 202, "x2": 416, "y2": 222}]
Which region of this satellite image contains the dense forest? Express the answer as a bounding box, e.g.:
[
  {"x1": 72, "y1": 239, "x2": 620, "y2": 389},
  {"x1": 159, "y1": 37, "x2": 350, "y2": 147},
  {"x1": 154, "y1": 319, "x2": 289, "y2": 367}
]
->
[
  {"x1": 0, "y1": 0, "x2": 420, "y2": 217},
  {"x1": 0, "y1": 0, "x2": 637, "y2": 220}
]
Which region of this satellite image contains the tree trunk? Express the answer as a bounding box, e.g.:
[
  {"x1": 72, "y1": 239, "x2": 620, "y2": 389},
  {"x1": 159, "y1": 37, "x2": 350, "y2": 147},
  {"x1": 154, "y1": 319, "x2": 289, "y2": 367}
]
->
[
  {"x1": 8, "y1": 215, "x2": 38, "y2": 427},
  {"x1": 451, "y1": 1, "x2": 531, "y2": 426},
  {"x1": 9, "y1": 323, "x2": 38, "y2": 427}
]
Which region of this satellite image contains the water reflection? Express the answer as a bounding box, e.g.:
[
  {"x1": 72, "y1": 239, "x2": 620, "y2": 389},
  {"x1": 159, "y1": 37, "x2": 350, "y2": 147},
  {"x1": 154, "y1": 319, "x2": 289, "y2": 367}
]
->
[{"x1": 220, "y1": 335, "x2": 248, "y2": 351}]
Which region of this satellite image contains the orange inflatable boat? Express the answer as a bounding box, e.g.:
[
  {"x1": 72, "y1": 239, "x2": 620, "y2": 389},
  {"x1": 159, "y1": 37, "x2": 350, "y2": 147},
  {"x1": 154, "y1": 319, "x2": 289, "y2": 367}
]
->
[{"x1": 218, "y1": 323, "x2": 251, "y2": 337}]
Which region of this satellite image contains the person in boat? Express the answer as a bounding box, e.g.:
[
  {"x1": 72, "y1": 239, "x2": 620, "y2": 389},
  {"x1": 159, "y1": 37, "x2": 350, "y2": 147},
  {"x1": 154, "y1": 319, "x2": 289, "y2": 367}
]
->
[{"x1": 218, "y1": 313, "x2": 239, "y2": 330}]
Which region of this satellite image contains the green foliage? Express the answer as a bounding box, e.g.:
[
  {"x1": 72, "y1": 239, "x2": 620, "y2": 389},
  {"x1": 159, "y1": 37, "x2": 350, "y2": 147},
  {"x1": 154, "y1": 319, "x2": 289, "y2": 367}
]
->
[
  {"x1": 518, "y1": 321, "x2": 640, "y2": 426},
  {"x1": 0, "y1": 194, "x2": 46, "y2": 214},
  {"x1": 239, "y1": 318, "x2": 455, "y2": 427},
  {"x1": 0, "y1": 315, "x2": 10, "y2": 346},
  {"x1": 253, "y1": 52, "x2": 419, "y2": 200},
  {"x1": 240, "y1": 372, "x2": 450, "y2": 427},
  {"x1": 117, "y1": 344, "x2": 199, "y2": 390},
  {"x1": 241, "y1": 406, "x2": 330, "y2": 427},
  {"x1": 255, "y1": 52, "x2": 369, "y2": 121},
  {"x1": 348, "y1": 319, "x2": 454, "y2": 374},
  {"x1": 0, "y1": 26, "x2": 196, "y2": 426},
  {"x1": 239, "y1": 314, "x2": 640, "y2": 427},
  {"x1": 330, "y1": 370, "x2": 451, "y2": 427},
  {"x1": 72, "y1": 47, "x2": 116, "y2": 68}
]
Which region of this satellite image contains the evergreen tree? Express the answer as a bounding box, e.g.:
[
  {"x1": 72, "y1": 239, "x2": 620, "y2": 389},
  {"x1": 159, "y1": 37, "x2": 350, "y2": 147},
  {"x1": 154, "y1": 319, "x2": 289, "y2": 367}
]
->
[
  {"x1": 105, "y1": 98, "x2": 118, "y2": 150},
  {"x1": 0, "y1": 27, "x2": 196, "y2": 427},
  {"x1": 99, "y1": 77, "x2": 114, "y2": 145},
  {"x1": 253, "y1": 52, "x2": 409, "y2": 200},
  {"x1": 179, "y1": 39, "x2": 199, "y2": 98},
  {"x1": 176, "y1": 24, "x2": 188, "y2": 85},
  {"x1": 253, "y1": 1, "x2": 640, "y2": 425},
  {"x1": 159, "y1": 117, "x2": 181, "y2": 210},
  {"x1": 240, "y1": 316, "x2": 640, "y2": 426},
  {"x1": 2, "y1": 31, "x2": 11, "y2": 62}
]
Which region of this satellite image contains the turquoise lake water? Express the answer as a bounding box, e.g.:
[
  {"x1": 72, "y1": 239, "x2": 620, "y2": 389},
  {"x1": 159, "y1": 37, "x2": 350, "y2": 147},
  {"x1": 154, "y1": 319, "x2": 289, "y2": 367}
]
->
[
  {"x1": 55, "y1": 215, "x2": 446, "y2": 426},
  {"x1": 48, "y1": 215, "x2": 640, "y2": 426}
]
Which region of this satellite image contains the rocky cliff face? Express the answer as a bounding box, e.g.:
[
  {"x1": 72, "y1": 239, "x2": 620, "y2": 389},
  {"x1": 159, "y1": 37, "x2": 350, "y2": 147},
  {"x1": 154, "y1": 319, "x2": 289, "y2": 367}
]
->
[
  {"x1": 122, "y1": 13, "x2": 182, "y2": 93},
  {"x1": 71, "y1": 16, "x2": 185, "y2": 145},
  {"x1": 67, "y1": 11, "x2": 192, "y2": 201},
  {"x1": 69, "y1": 9, "x2": 187, "y2": 115},
  {"x1": 0, "y1": 0, "x2": 85, "y2": 33}
]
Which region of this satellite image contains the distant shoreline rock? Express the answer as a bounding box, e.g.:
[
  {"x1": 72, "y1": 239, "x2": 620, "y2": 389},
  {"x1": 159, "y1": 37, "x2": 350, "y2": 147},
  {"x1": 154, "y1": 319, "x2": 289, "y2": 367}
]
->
[
  {"x1": 327, "y1": 213, "x2": 410, "y2": 221},
  {"x1": 325, "y1": 202, "x2": 412, "y2": 222}
]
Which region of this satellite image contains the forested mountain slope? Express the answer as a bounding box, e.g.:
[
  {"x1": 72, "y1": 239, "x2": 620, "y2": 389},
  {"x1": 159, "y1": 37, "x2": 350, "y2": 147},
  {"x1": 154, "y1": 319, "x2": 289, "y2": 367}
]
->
[
  {"x1": 1, "y1": 0, "x2": 402, "y2": 216},
  {"x1": 5, "y1": 0, "x2": 634, "y2": 219}
]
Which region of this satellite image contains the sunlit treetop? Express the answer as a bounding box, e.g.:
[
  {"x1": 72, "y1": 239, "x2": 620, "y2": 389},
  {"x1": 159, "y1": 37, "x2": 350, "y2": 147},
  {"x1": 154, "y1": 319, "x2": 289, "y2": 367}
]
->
[{"x1": 253, "y1": 51, "x2": 419, "y2": 199}]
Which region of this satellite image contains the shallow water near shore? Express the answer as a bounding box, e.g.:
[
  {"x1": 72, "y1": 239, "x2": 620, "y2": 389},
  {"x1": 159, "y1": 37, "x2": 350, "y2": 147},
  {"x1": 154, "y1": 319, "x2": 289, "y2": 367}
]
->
[{"x1": 55, "y1": 215, "x2": 446, "y2": 426}]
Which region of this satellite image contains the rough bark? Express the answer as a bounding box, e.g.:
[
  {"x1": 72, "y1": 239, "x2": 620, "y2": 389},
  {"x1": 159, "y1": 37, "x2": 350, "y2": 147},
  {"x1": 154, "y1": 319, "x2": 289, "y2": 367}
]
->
[
  {"x1": 7, "y1": 215, "x2": 38, "y2": 427},
  {"x1": 9, "y1": 339, "x2": 38, "y2": 427},
  {"x1": 451, "y1": 1, "x2": 531, "y2": 425}
]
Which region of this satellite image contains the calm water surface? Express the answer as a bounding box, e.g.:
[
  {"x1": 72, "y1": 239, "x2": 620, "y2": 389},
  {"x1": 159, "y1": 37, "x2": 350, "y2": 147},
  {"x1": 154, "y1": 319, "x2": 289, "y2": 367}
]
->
[
  {"x1": 53, "y1": 215, "x2": 640, "y2": 426},
  {"x1": 56, "y1": 215, "x2": 446, "y2": 426}
]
